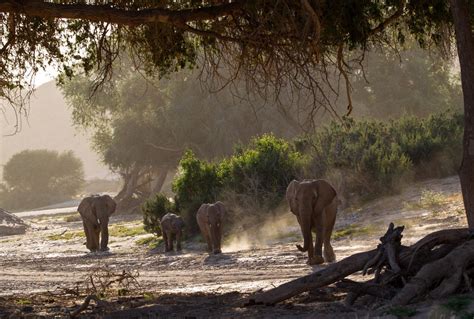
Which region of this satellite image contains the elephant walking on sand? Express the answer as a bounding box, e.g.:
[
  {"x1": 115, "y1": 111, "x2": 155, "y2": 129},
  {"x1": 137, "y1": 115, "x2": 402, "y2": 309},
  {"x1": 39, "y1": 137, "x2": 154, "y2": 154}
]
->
[
  {"x1": 196, "y1": 201, "x2": 226, "y2": 254},
  {"x1": 78, "y1": 194, "x2": 117, "y2": 252},
  {"x1": 286, "y1": 179, "x2": 338, "y2": 265},
  {"x1": 160, "y1": 213, "x2": 185, "y2": 252}
]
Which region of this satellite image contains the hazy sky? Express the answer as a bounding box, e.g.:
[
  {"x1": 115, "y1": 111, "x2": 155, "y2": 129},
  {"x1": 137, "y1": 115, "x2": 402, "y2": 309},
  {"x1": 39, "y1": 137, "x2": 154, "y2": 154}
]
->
[{"x1": 0, "y1": 79, "x2": 111, "y2": 181}]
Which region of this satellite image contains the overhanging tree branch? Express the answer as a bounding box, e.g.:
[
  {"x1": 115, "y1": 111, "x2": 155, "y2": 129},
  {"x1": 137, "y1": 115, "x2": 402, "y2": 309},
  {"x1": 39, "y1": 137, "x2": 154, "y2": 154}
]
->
[{"x1": 0, "y1": 0, "x2": 245, "y2": 26}]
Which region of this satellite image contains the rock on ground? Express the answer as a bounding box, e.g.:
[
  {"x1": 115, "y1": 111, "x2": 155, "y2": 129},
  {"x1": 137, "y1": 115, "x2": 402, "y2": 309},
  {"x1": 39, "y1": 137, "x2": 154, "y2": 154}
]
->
[{"x1": 0, "y1": 208, "x2": 27, "y2": 236}]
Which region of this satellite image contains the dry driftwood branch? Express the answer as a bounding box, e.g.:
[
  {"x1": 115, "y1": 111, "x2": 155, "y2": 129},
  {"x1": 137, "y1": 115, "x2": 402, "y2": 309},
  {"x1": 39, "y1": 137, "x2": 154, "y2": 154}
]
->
[
  {"x1": 246, "y1": 249, "x2": 378, "y2": 305},
  {"x1": 247, "y1": 226, "x2": 472, "y2": 306},
  {"x1": 398, "y1": 228, "x2": 471, "y2": 278},
  {"x1": 363, "y1": 223, "x2": 404, "y2": 278},
  {"x1": 336, "y1": 279, "x2": 397, "y2": 306},
  {"x1": 392, "y1": 239, "x2": 474, "y2": 305},
  {"x1": 70, "y1": 294, "x2": 106, "y2": 318}
]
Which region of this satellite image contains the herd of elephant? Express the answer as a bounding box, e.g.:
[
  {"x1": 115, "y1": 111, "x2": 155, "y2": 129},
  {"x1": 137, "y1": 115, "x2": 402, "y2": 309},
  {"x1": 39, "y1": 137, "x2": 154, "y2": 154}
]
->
[{"x1": 78, "y1": 179, "x2": 338, "y2": 265}]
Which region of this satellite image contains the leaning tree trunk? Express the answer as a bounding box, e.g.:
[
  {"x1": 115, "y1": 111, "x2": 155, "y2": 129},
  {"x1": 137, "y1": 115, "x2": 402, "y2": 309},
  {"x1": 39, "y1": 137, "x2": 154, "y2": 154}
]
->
[
  {"x1": 451, "y1": 0, "x2": 474, "y2": 228},
  {"x1": 148, "y1": 167, "x2": 169, "y2": 196}
]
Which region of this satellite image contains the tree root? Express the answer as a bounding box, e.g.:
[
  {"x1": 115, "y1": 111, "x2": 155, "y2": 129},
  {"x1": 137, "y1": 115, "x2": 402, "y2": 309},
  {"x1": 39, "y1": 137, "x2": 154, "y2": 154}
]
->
[
  {"x1": 392, "y1": 239, "x2": 474, "y2": 305},
  {"x1": 336, "y1": 279, "x2": 397, "y2": 306},
  {"x1": 362, "y1": 223, "x2": 404, "y2": 279},
  {"x1": 247, "y1": 225, "x2": 473, "y2": 307},
  {"x1": 70, "y1": 294, "x2": 107, "y2": 318}
]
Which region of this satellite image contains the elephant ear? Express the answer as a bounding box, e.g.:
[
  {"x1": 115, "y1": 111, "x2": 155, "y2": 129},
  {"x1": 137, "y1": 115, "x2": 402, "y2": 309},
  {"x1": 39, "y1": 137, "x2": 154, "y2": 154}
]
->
[
  {"x1": 197, "y1": 204, "x2": 209, "y2": 223},
  {"x1": 103, "y1": 195, "x2": 117, "y2": 216},
  {"x1": 215, "y1": 201, "x2": 226, "y2": 217},
  {"x1": 312, "y1": 180, "x2": 337, "y2": 207},
  {"x1": 77, "y1": 197, "x2": 91, "y2": 216},
  {"x1": 286, "y1": 180, "x2": 300, "y2": 214},
  {"x1": 77, "y1": 197, "x2": 97, "y2": 224}
]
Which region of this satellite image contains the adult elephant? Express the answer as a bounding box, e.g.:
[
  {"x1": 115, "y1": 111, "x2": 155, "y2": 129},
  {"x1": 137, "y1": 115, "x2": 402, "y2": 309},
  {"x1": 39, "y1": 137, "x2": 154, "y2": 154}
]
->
[
  {"x1": 196, "y1": 201, "x2": 226, "y2": 254},
  {"x1": 286, "y1": 179, "x2": 337, "y2": 265},
  {"x1": 160, "y1": 213, "x2": 185, "y2": 252},
  {"x1": 77, "y1": 194, "x2": 117, "y2": 252}
]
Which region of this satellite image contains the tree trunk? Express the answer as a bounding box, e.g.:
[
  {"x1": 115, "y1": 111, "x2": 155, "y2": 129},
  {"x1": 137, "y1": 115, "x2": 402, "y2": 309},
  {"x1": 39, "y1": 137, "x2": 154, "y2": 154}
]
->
[
  {"x1": 114, "y1": 165, "x2": 141, "y2": 212},
  {"x1": 451, "y1": 0, "x2": 474, "y2": 228},
  {"x1": 149, "y1": 167, "x2": 169, "y2": 196}
]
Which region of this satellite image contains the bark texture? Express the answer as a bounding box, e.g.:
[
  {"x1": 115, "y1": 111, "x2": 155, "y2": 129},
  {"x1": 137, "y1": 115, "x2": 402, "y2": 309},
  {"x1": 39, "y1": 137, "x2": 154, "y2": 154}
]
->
[{"x1": 450, "y1": 0, "x2": 474, "y2": 228}]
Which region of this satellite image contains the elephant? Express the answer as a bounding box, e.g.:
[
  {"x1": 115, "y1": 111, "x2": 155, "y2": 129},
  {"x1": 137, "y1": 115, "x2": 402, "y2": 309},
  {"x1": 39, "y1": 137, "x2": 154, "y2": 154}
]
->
[
  {"x1": 196, "y1": 201, "x2": 226, "y2": 254},
  {"x1": 160, "y1": 213, "x2": 185, "y2": 252},
  {"x1": 286, "y1": 179, "x2": 338, "y2": 265},
  {"x1": 77, "y1": 194, "x2": 117, "y2": 252}
]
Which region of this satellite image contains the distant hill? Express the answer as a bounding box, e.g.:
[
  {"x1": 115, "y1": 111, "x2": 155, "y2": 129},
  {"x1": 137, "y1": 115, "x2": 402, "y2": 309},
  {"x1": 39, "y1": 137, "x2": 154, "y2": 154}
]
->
[{"x1": 0, "y1": 81, "x2": 110, "y2": 180}]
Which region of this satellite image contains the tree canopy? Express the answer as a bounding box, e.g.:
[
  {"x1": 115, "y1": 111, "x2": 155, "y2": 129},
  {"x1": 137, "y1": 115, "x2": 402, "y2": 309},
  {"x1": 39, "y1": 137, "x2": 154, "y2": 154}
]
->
[
  {"x1": 0, "y1": 1, "x2": 455, "y2": 124},
  {"x1": 0, "y1": 149, "x2": 84, "y2": 210}
]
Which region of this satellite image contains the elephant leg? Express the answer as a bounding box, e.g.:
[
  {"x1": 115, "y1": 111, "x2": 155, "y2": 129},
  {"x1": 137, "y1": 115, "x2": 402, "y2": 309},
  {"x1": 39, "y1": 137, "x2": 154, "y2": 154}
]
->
[
  {"x1": 323, "y1": 200, "x2": 337, "y2": 262},
  {"x1": 84, "y1": 218, "x2": 100, "y2": 252},
  {"x1": 82, "y1": 219, "x2": 94, "y2": 251},
  {"x1": 163, "y1": 231, "x2": 169, "y2": 252},
  {"x1": 176, "y1": 231, "x2": 182, "y2": 251},
  {"x1": 204, "y1": 232, "x2": 212, "y2": 252},
  {"x1": 312, "y1": 211, "x2": 325, "y2": 264},
  {"x1": 92, "y1": 224, "x2": 100, "y2": 251},
  {"x1": 98, "y1": 216, "x2": 110, "y2": 251},
  {"x1": 297, "y1": 210, "x2": 318, "y2": 265},
  {"x1": 168, "y1": 231, "x2": 174, "y2": 251}
]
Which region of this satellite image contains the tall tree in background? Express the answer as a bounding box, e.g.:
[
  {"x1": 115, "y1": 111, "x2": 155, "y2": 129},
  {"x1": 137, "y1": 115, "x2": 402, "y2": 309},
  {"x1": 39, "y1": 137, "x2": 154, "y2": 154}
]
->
[
  {"x1": 61, "y1": 66, "x2": 300, "y2": 211},
  {"x1": 0, "y1": 150, "x2": 84, "y2": 210},
  {"x1": 1, "y1": 0, "x2": 474, "y2": 226},
  {"x1": 351, "y1": 48, "x2": 462, "y2": 119}
]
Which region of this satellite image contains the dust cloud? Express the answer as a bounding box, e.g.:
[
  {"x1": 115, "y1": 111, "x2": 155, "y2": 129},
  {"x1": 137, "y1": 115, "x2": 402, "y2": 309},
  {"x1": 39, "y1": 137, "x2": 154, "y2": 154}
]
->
[{"x1": 223, "y1": 205, "x2": 300, "y2": 252}]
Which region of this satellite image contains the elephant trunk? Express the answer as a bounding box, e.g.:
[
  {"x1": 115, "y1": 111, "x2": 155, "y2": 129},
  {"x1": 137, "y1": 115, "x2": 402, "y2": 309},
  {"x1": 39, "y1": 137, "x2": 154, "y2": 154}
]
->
[
  {"x1": 98, "y1": 215, "x2": 110, "y2": 251},
  {"x1": 296, "y1": 203, "x2": 313, "y2": 253}
]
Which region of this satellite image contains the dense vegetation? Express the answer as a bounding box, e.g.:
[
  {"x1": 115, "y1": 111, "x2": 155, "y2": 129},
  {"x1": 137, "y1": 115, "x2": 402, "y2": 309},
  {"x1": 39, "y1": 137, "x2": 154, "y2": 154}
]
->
[
  {"x1": 303, "y1": 111, "x2": 463, "y2": 201},
  {"x1": 142, "y1": 193, "x2": 176, "y2": 236},
  {"x1": 0, "y1": 150, "x2": 84, "y2": 210},
  {"x1": 172, "y1": 134, "x2": 304, "y2": 233},
  {"x1": 143, "y1": 111, "x2": 463, "y2": 236}
]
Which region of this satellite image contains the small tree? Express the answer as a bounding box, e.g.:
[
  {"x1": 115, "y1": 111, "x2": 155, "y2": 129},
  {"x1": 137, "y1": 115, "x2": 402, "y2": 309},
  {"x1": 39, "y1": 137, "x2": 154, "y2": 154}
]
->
[
  {"x1": 142, "y1": 193, "x2": 176, "y2": 236},
  {"x1": 0, "y1": 150, "x2": 84, "y2": 210}
]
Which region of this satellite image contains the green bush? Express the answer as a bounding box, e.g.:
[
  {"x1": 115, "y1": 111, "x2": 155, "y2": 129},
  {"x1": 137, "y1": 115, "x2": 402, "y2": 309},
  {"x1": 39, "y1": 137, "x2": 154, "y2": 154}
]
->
[
  {"x1": 172, "y1": 134, "x2": 305, "y2": 233},
  {"x1": 220, "y1": 134, "x2": 305, "y2": 207},
  {"x1": 172, "y1": 150, "x2": 222, "y2": 234},
  {"x1": 142, "y1": 193, "x2": 176, "y2": 236},
  {"x1": 0, "y1": 150, "x2": 84, "y2": 210},
  {"x1": 306, "y1": 111, "x2": 462, "y2": 199}
]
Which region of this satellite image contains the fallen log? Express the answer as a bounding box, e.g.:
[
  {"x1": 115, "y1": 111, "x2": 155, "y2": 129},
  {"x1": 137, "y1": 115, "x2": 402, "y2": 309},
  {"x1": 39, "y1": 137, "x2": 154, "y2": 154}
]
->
[
  {"x1": 392, "y1": 239, "x2": 474, "y2": 305},
  {"x1": 246, "y1": 249, "x2": 378, "y2": 305},
  {"x1": 399, "y1": 228, "x2": 471, "y2": 269},
  {"x1": 336, "y1": 279, "x2": 397, "y2": 305},
  {"x1": 247, "y1": 227, "x2": 472, "y2": 306}
]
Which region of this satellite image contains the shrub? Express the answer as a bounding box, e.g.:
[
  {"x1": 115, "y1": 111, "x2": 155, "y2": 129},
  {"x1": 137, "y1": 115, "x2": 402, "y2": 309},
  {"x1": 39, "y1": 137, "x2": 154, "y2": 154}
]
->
[
  {"x1": 220, "y1": 134, "x2": 305, "y2": 208},
  {"x1": 172, "y1": 134, "x2": 305, "y2": 233},
  {"x1": 305, "y1": 111, "x2": 462, "y2": 201},
  {"x1": 142, "y1": 193, "x2": 176, "y2": 236},
  {"x1": 0, "y1": 150, "x2": 84, "y2": 210},
  {"x1": 172, "y1": 150, "x2": 222, "y2": 234}
]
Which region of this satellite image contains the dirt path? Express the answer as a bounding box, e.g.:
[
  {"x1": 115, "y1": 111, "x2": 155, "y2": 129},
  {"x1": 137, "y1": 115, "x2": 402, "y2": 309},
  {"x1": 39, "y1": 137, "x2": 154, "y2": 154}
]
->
[{"x1": 0, "y1": 176, "x2": 468, "y2": 317}]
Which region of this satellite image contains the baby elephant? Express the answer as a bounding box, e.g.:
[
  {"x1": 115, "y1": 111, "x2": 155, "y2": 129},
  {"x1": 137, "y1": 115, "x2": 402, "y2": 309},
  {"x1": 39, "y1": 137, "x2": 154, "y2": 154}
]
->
[
  {"x1": 196, "y1": 201, "x2": 226, "y2": 254},
  {"x1": 160, "y1": 213, "x2": 185, "y2": 252}
]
